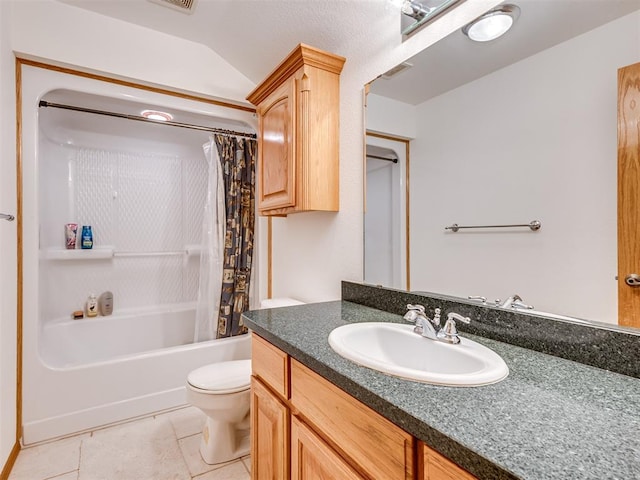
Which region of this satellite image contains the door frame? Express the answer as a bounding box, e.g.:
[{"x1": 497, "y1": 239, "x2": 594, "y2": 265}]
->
[{"x1": 365, "y1": 131, "x2": 410, "y2": 291}]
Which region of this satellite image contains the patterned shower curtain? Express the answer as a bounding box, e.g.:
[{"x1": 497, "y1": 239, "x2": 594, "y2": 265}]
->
[{"x1": 214, "y1": 134, "x2": 256, "y2": 338}]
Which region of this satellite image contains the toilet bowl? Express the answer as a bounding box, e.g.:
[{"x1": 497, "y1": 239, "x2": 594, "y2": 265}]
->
[{"x1": 186, "y1": 359, "x2": 252, "y2": 465}]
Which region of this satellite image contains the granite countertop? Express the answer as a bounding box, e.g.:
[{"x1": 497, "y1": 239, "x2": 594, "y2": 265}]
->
[{"x1": 242, "y1": 300, "x2": 640, "y2": 480}]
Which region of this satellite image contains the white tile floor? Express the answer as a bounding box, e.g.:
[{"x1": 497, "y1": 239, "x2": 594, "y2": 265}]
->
[{"x1": 8, "y1": 407, "x2": 251, "y2": 480}]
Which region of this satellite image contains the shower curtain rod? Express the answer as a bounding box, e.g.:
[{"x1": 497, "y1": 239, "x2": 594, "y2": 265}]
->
[
  {"x1": 366, "y1": 153, "x2": 398, "y2": 163},
  {"x1": 38, "y1": 100, "x2": 257, "y2": 139}
]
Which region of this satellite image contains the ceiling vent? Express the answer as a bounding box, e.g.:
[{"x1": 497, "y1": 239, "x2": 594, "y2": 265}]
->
[
  {"x1": 381, "y1": 62, "x2": 413, "y2": 79},
  {"x1": 147, "y1": 0, "x2": 198, "y2": 14}
]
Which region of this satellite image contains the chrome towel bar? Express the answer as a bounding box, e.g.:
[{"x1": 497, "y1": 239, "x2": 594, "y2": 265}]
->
[
  {"x1": 445, "y1": 220, "x2": 541, "y2": 232},
  {"x1": 0, "y1": 213, "x2": 14, "y2": 222}
]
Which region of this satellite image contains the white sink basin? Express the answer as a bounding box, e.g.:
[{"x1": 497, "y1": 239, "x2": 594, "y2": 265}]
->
[{"x1": 328, "y1": 322, "x2": 508, "y2": 387}]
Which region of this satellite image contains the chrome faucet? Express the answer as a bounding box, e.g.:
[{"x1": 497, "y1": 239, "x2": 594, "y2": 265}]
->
[
  {"x1": 496, "y1": 294, "x2": 534, "y2": 310},
  {"x1": 403, "y1": 304, "x2": 441, "y2": 339},
  {"x1": 404, "y1": 305, "x2": 471, "y2": 344}
]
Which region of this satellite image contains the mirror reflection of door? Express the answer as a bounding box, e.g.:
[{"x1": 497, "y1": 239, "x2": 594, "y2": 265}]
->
[{"x1": 364, "y1": 133, "x2": 409, "y2": 290}]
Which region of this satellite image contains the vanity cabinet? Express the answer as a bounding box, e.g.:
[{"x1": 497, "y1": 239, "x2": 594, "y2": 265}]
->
[
  {"x1": 246, "y1": 44, "x2": 345, "y2": 216},
  {"x1": 251, "y1": 377, "x2": 289, "y2": 479},
  {"x1": 290, "y1": 415, "x2": 363, "y2": 479},
  {"x1": 251, "y1": 333, "x2": 477, "y2": 480},
  {"x1": 420, "y1": 443, "x2": 477, "y2": 480}
]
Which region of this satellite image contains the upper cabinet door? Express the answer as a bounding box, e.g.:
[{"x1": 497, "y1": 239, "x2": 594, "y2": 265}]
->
[
  {"x1": 258, "y1": 78, "x2": 296, "y2": 213},
  {"x1": 247, "y1": 44, "x2": 345, "y2": 216}
]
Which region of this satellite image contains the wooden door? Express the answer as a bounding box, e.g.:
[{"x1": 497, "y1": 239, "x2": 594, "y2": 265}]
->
[
  {"x1": 290, "y1": 416, "x2": 363, "y2": 480},
  {"x1": 251, "y1": 377, "x2": 289, "y2": 479},
  {"x1": 618, "y1": 62, "x2": 640, "y2": 327},
  {"x1": 258, "y1": 77, "x2": 296, "y2": 214}
]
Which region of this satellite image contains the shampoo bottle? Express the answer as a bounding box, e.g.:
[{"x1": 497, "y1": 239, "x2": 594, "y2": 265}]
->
[
  {"x1": 86, "y1": 293, "x2": 98, "y2": 318},
  {"x1": 81, "y1": 225, "x2": 93, "y2": 249}
]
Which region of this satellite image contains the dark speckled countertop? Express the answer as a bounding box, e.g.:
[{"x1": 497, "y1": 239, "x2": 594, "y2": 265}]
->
[{"x1": 242, "y1": 300, "x2": 640, "y2": 480}]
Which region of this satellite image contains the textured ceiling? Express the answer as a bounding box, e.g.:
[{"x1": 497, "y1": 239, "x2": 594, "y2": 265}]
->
[{"x1": 59, "y1": 0, "x2": 398, "y2": 84}]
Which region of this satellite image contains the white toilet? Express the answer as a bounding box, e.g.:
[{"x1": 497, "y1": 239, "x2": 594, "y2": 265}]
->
[{"x1": 186, "y1": 359, "x2": 252, "y2": 465}]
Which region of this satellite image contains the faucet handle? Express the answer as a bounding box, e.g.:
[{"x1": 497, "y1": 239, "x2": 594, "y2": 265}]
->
[
  {"x1": 447, "y1": 312, "x2": 470, "y2": 324},
  {"x1": 468, "y1": 295, "x2": 487, "y2": 304},
  {"x1": 437, "y1": 312, "x2": 471, "y2": 344},
  {"x1": 406, "y1": 304, "x2": 426, "y2": 314},
  {"x1": 404, "y1": 304, "x2": 425, "y2": 323}
]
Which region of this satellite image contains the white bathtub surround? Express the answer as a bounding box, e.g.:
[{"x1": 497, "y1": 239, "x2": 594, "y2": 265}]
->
[
  {"x1": 9, "y1": 407, "x2": 251, "y2": 480},
  {"x1": 21, "y1": 65, "x2": 257, "y2": 445}
]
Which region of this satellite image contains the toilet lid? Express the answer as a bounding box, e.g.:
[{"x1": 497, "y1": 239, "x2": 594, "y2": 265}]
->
[{"x1": 187, "y1": 359, "x2": 251, "y2": 394}]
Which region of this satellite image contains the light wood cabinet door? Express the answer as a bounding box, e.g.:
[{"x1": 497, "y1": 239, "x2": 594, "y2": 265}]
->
[
  {"x1": 252, "y1": 334, "x2": 289, "y2": 399},
  {"x1": 291, "y1": 416, "x2": 364, "y2": 480},
  {"x1": 251, "y1": 377, "x2": 289, "y2": 480},
  {"x1": 421, "y1": 442, "x2": 477, "y2": 480},
  {"x1": 290, "y1": 359, "x2": 414, "y2": 480},
  {"x1": 247, "y1": 44, "x2": 345, "y2": 216},
  {"x1": 257, "y1": 77, "x2": 296, "y2": 213}
]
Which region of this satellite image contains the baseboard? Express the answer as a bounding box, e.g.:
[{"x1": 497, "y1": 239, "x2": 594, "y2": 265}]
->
[
  {"x1": 0, "y1": 442, "x2": 21, "y2": 480},
  {"x1": 23, "y1": 387, "x2": 187, "y2": 445}
]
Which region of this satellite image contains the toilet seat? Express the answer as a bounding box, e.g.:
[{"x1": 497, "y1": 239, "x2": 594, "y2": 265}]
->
[{"x1": 187, "y1": 359, "x2": 251, "y2": 395}]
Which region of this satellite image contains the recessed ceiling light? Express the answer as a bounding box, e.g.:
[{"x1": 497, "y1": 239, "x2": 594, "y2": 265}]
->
[
  {"x1": 141, "y1": 109, "x2": 173, "y2": 122},
  {"x1": 462, "y1": 4, "x2": 520, "y2": 42}
]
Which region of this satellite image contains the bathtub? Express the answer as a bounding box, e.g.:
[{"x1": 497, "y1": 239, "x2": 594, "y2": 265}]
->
[{"x1": 23, "y1": 305, "x2": 251, "y2": 445}]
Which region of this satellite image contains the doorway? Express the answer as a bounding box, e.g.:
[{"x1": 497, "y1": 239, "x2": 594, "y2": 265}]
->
[{"x1": 364, "y1": 133, "x2": 409, "y2": 290}]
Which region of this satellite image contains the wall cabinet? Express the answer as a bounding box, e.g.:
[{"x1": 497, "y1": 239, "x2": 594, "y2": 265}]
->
[
  {"x1": 247, "y1": 44, "x2": 345, "y2": 216},
  {"x1": 251, "y1": 333, "x2": 478, "y2": 480}
]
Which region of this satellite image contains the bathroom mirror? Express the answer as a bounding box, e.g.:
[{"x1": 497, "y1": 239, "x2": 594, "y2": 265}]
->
[{"x1": 365, "y1": 0, "x2": 640, "y2": 327}]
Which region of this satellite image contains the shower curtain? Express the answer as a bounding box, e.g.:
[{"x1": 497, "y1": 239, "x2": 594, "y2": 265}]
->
[
  {"x1": 193, "y1": 139, "x2": 226, "y2": 342},
  {"x1": 215, "y1": 134, "x2": 256, "y2": 338}
]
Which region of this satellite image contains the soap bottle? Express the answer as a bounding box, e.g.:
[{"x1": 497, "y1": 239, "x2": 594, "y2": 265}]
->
[
  {"x1": 98, "y1": 291, "x2": 114, "y2": 316},
  {"x1": 81, "y1": 225, "x2": 93, "y2": 249},
  {"x1": 86, "y1": 293, "x2": 98, "y2": 318}
]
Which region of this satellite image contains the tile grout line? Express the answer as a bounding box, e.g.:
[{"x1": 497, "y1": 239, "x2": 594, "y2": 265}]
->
[
  {"x1": 76, "y1": 436, "x2": 84, "y2": 480},
  {"x1": 42, "y1": 470, "x2": 78, "y2": 480}
]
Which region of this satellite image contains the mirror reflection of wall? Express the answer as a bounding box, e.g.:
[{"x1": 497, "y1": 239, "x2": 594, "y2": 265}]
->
[{"x1": 366, "y1": 1, "x2": 640, "y2": 325}]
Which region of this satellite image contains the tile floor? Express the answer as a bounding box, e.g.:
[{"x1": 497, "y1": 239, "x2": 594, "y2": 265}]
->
[{"x1": 8, "y1": 407, "x2": 251, "y2": 480}]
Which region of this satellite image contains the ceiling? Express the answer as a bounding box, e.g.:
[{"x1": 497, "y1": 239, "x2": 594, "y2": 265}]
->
[
  {"x1": 58, "y1": 0, "x2": 640, "y2": 106},
  {"x1": 58, "y1": 0, "x2": 398, "y2": 85},
  {"x1": 371, "y1": 0, "x2": 640, "y2": 105}
]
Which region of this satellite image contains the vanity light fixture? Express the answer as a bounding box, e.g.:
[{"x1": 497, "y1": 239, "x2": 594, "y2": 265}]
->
[
  {"x1": 400, "y1": 0, "x2": 462, "y2": 37},
  {"x1": 462, "y1": 4, "x2": 520, "y2": 42},
  {"x1": 401, "y1": 0, "x2": 433, "y2": 21},
  {"x1": 140, "y1": 109, "x2": 173, "y2": 122}
]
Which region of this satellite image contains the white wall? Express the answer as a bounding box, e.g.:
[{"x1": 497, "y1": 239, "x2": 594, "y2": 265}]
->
[
  {"x1": 409, "y1": 12, "x2": 640, "y2": 323},
  {"x1": 366, "y1": 94, "x2": 417, "y2": 139},
  {"x1": 9, "y1": 0, "x2": 255, "y2": 105},
  {"x1": 0, "y1": 0, "x2": 17, "y2": 470}
]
